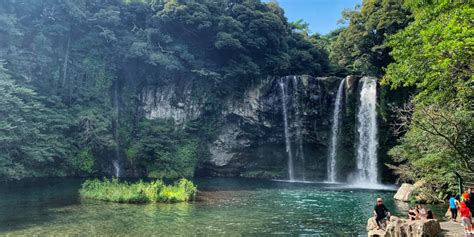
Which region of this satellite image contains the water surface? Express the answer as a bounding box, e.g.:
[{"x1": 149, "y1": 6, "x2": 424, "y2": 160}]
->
[{"x1": 0, "y1": 178, "x2": 444, "y2": 236}]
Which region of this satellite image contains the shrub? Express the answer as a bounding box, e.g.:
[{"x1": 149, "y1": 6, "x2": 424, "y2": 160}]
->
[{"x1": 80, "y1": 178, "x2": 197, "y2": 203}]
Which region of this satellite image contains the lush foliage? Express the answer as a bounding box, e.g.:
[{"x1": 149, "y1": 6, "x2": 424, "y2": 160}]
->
[
  {"x1": 329, "y1": 0, "x2": 411, "y2": 76},
  {"x1": 0, "y1": 0, "x2": 330, "y2": 180},
  {"x1": 328, "y1": 0, "x2": 473, "y2": 200},
  {"x1": 0, "y1": 62, "x2": 72, "y2": 179},
  {"x1": 80, "y1": 178, "x2": 197, "y2": 203},
  {"x1": 384, "y1": 1, "x2": 473, "y2": 105},
  {"x1": 383, "y1": 1, "x2": 474, "y2": 201},
  {"x1": 126, "y1": 120, "x2": 198, "y2": 178}
]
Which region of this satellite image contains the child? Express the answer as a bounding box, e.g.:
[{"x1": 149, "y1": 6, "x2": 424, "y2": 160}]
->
[{"x1": 460, "y1": 201, "x2": 472, "y2": 235}]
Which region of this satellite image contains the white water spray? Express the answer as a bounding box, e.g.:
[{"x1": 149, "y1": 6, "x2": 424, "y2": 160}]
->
[
  {"x1": 355, "y1": 77, "x2": 378, "y2": 184},
  {"x1": 327, "y1": 78, "x2": 345, "y2": 182},
  {"x1": 279, "y1": 77, "x2": 294, "y2": 181},
  {"x1": 292, "y1": 76, "x2": 305, "y2": 180},
  {"x1": 113, "y1": 82, "x2": 121, "y2": 178},
  {"x1": 112, "y1": 160, "x2": 120, "y2": 178}
]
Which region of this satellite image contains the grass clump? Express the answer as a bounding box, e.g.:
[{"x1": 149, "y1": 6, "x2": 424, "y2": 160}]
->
[{"x1": 80, "y1": 178, "x2": 197, "y2": 203}]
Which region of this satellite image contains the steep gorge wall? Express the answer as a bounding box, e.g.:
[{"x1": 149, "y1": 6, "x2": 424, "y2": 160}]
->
[{"x1": 138, "y1": 75, "x2": 375, "y2": 181}]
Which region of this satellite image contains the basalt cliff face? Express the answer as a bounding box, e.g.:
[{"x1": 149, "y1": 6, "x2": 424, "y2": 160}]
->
[{"x1": 138, "y1": 75, "x2": 379, "y2": 181}]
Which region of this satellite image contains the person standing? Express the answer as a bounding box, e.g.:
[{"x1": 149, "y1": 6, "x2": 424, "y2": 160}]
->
[
  {"x1": 468, "y1": 187, "x2": 474, "y2": 219},
  {"x1": 460, "y1": 201, "x2": 472, "y2": 235},
  {"x1": 449, "y1": 194, "x2": 459, "y2": 222},
  {"x1": 373, "y1": 197, "x2": 391, "y2": 230}
]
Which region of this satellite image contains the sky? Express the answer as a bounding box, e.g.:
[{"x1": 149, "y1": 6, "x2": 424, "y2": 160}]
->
[{"x1": 267, "y1": 0, "x2": 362, "y2": 35}]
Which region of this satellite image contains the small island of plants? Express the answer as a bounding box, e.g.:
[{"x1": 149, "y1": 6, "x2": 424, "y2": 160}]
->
[{"x1": 80, "y1": 178, "x2": 197, "y2": 203}]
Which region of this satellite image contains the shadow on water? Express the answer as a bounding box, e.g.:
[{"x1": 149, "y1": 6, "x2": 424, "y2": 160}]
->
[{"x1": 0, "y1": 178, "x2": 84, "y2": 233}]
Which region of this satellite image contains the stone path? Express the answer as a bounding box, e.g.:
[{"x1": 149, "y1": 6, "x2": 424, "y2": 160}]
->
[{"x1": 440, "y1": 221, "x2": 466, "y2": 236}]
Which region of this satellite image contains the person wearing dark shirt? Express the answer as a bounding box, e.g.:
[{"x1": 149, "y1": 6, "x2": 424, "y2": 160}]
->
[
  {"x1": 373, "y1": 197, "x2": 390, "y2": 229},
  {"x1": 468, "y1": 187, "x2": 474, "y2": 215},
  {"x1": 426, "y1": 210, "x2": 434, "y2": 219},
  {"x1": 408, "y1": 207, "x2": 417, "y2": 221}
]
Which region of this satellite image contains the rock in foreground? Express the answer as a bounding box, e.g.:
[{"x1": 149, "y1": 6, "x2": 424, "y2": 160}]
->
[{"x1": 367, "y1": 216, "x2": 441, "y2": 237}]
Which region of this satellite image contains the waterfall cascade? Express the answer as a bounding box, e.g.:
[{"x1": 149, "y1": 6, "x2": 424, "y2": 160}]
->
[
  {"x1": 112, "y1": 160, "x2": 120, "y2": 178},
  {"x1": 279, "y1": 78, "x2": 294, "y2": 180},
  {"x1": 278, "y1": 76, "x2": 313, "y2": 181},
  {"x1": 113, "y1": 82, "x2": 121, "y2": 178},
  {"x1": 292, "y1": 76, "x2": 306, "y2": 181},
  {"x1": 327, "y1": 78, "x2": 345, "y2": 183},
  {"x1": 355, "y1": 77, "x2": 378, "y2": 184}
]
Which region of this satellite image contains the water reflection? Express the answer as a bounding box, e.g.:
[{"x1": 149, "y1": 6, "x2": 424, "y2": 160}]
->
[{"x1": 0, "y1": 178, "x2": 445, "y2": 236}]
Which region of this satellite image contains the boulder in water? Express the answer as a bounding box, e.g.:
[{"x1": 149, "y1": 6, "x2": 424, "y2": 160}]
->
[{"x1": 393, "y1": 183, "x2": 415, "y2": 202}]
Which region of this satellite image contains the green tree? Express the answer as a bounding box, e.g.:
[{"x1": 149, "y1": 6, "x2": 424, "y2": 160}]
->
[
  {"x1": 0, "y1": 62, "x2": 70, "y2": 180},
  {"x1": 385, "y1": 1, "x2": 473, "y2": 201},
  {"x1": 330, "y1": 0, "x2": 411, "y2": 76},
  {"x1": 0, "y1": 0, "x2": 333, "y2": 180},
  {"x1": 384, "y1": 1, "x2": 473, "y2": 105}
]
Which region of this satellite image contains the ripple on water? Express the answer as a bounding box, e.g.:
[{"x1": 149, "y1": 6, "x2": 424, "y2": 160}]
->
[{"x1": 0, "y1": 178, "x2": 445, "y2": 236}]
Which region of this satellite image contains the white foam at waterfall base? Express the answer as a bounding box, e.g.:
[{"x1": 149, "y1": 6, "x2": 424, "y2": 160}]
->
[
  {"x1": 271, "y1": 179, "x2": 396, "y2": 191},
  {"x1": 354, "y1": 77, "x2": 379, "y2": 185},
  {"x1": 339, "y1": 182, "x2": 398, "y2": 191}
]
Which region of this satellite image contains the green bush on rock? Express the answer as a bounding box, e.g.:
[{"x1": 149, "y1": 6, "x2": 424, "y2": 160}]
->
[{"x1": 80, "y1": 178, "x2": 197, "y2": 203}]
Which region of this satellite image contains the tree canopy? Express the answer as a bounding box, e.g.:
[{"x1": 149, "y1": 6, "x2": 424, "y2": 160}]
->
[
  {"x1": 382, "y1": 0, "x2": 474, "y2": 202},
  {"x1": 329, "y1": 0, "x2": 411, "y2": 76},
  {"x1": 0, "y1": 0, "x2": 330, "y2": 180}
]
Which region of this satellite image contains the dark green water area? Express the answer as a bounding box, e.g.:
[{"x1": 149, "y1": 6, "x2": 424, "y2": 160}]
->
[{"x1": 0, "y1": 178, "x2": 445, "y2": 236}]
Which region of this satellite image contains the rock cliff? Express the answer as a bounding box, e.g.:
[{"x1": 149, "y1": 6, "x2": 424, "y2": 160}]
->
[
  {"x1": 140, "y1": 75, "x2": 357, "y2": 179},
  {"x1": 137, "y1": 74, "x2": 398, "y2": 181}
]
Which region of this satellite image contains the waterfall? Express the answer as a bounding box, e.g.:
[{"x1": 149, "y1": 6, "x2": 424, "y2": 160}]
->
[
  {"x1": 355, "y1": 77, "x2": 378, "y2": 184},
  {"x1": 279, "y1": 77, "x2": 294, "y2": 180},
  {"x1": 292, "y1": 76, "x2": 305, "y2": 180},
  {"x1": 112, "y1": 160, "x2": 120, "y2": 178},
  {"x1": 113, "y1": 82, "x2": 121, "y2": 178},
  {"x1": 327, "y1": 78, "x2": 345, "y2": 183}
]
